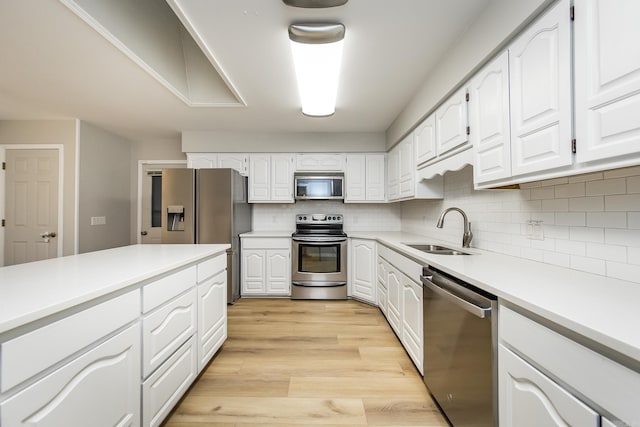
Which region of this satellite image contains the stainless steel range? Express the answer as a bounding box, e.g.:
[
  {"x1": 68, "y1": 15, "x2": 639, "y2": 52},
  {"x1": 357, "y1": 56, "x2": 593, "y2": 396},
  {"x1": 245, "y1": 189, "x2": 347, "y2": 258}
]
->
[{"x1": 291, "y1": 214, "x2": 347, "y2": 300}]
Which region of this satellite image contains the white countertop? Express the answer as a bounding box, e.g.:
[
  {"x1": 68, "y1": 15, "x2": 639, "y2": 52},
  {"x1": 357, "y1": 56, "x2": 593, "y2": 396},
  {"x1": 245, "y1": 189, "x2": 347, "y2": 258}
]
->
[
  {"x1": 240, "y1": 231, "x2": 293, "y2": 238},
  {"x1": 0, "y1": 244, "x2": 229, "y2": 335},
  {"x1": 350, "y1": 231, "x2": 640, "y2": 365}
]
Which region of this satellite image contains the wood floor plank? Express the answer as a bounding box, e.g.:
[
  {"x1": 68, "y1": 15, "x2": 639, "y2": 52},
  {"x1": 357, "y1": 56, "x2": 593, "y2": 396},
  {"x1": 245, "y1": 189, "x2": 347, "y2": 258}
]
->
[{"x1": 161, "y1": 299, "x2": 448, "y2": 427}]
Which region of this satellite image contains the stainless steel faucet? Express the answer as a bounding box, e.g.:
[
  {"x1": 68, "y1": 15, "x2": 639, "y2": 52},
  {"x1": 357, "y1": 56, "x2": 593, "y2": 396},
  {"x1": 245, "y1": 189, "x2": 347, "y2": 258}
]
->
[{"x1": 436, "y1": 207, "x2": 473, "y2": 248}]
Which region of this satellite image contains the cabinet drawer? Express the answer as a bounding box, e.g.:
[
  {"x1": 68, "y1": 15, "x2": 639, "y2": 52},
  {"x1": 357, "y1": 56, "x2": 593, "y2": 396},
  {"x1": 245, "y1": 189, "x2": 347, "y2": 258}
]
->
[
  {"x1": 242, "y1": 237, "x2": 291, "y2": 250},
  {"x1": 142, "y1": 337, "x2": 197, "y2": 427},
  {"x1": 1, "y1": 323, "x2": 141, "y2": 427},
  {"x1": 197, "y1": 255, "x2": 226, "y2": 284},
  {"x1": 0, "y1": 290, "x2": 139, "y2": 393},
  {"x1": 143, "y1": 267, "x2": 196, "y2": 313},
  {"x1": 143, "y1": 289, "x2": 197, "y2": 378},
  {"x1": 378, "y1": 244, "x2": 423, "y2": 282},
  {"x1": 500, "y1": 305, "x2": 640, "y2": 425}
]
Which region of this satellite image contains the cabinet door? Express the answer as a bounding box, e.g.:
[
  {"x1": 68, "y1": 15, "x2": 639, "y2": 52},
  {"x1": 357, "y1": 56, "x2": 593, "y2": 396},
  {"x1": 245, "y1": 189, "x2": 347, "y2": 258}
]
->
[
  {"x1": 218, "y1": 154, "x2": 248, "y2": 175},
  {"x1": 401, "y1": 276, "x2": 423, "y2": 374},
  {"x1": 271, "y1": 155, "x2": 294, "y2": 201},
  {"x1": 415, "y1": 114, "x2": 437, "y2": 166},
  {"x1": 350, "y1": 239, "x2": 376, "y2": 304},
  {"x1": 241, "y1": 249, "x2": 266, "y2": 294},
  {"x1": 365, "y1": 154, "x2": 386, "y2": 201},
  {"x1": 386, "y1": 268, "x2": 403, "y2": 337},
  {"x1": 1, "y1": 324, "x2": 141, "y2": 427},
  {"x1": 345, "y1": 154, "x2": 366, "y2": 202},
  {"x1": 398, "y1": 134, "x2": 415, "y2": 198},
  {"x1": 575, "y1": 0, "x2": 640, "y2": 164},
  {"x1": 499, "y1": 345, "x2": 599, "y2": 427},
  {"x1": 266, "y1": 249, "x2": 291, "y2": 295},
  {"x1": 248, "y1": 155, "x2": 270, "y2": 202},
  {"x1": 197, "y1": 271, "x2": 226, "y2": 371},
  {"x1": 436, "y1": 87, "x2": 469, "y2": 156},
  {"x1": 509, "y1": 0, "x2": 572, "y2": 176},
  {"x1": 187, "y1": 153, "x2": 217, "y2": 169},
  {"x1": 296, "y1": 154, "x2": 345, "y2": 171},
  {"x1": 470, "y1": 51, "x2": 512, "y2": 184},
  {"x1": 386, "y1": 146, "x2": 400, "y2": 200}
]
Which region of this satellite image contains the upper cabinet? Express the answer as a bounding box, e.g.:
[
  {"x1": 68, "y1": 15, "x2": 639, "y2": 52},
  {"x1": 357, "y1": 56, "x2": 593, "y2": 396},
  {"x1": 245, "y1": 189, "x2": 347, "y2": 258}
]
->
[
  {"x1": 345, "y1": 154, "x2": 385, "y2": 202},
  {"x1": 574, "y1": 0, "x2": 640, "y2": 166},
  {"x1": 415, "y1": 114, "x2": 436, "y2": 165},
  {"x1": 248, "y1": 154, "x2": 294, "y2": 203},
  {"x1": 387, "y1": 134, "x2": 443, "y2": 201},
  {"x1": 435, "y1": 87, "x2": 470, "y2": 157},
  {"x1": 509, "y1": 0, "x2": 572, "y2": 176},
  {"x1": 470, "y1": 51, "x2": 512, "y2": 184},
  {"x1": 187, "y1": 153, "x2": 248, "y2": 175},
  {"x1": 295, "y1": 154, "x2": 345, "y2": 172}
]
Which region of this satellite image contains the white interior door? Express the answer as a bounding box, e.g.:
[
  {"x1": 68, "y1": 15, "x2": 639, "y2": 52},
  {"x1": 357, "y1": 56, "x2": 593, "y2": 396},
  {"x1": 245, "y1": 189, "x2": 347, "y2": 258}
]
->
[
  {"x1": 4, "y1": 149, "x2": 59, "y2": 266},
  {"x1": 140, "y1": 162, "x2": 184, "y2": 244}
]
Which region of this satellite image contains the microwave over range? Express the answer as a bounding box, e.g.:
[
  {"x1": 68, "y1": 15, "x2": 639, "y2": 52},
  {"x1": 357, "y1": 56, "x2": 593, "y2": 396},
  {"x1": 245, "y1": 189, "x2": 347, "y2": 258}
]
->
[{"x1": 294, "y1": 173, "x2": 344, "y2": 200}]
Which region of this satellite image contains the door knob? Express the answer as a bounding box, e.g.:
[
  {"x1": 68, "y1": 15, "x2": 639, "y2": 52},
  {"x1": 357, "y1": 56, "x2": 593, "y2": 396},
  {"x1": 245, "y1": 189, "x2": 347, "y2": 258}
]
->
[
  {"x1": 141, "y1": 231, "x2": 148, "y2": 236},
  {"x1": 40, "y1": 231, "x2": 57, "y2": 243}
]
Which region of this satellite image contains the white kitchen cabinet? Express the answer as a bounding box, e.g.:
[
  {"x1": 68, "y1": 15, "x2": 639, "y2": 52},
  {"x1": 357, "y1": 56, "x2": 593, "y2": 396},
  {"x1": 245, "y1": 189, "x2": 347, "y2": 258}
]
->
[
  {"x1": 349, "y1": 238, "x2": 377, "y2": 304},
  {"x1": 248, "y1": 154, "x2": 294, "y2": 203},
  {"x1": 470, "y1": 51, "x2": 512, "y2": 185},
  {"x1": 436, "y1": 86, "x2": 470, "y2": 157},
  {"x1": 500, "y1": 305, "x2": 640, "y2": 426},
  {"x1": 241, "y1": 237, "x2": 291, "y2": 296},
  {"x1": 345, "y1": 154, "x2": 385, "y2": 202},
  {"x1": 142, "y1": 337, "x2": 197, "y2": 427},
  {"x1": 197, "y1": 270, "x2": 226, "y2": 372},
  {"x1": 401, "y1": 275, "x2": 423, "y2": 375},
  {"x1": 186, "y1": 153, "x2": 248, "y2": 175},
  {"x1": 386, "y1": 146, "x2": 400, "y2": 200},
  {"x1": 415, "y1": 114, "x2": 437, "y2": 166},
  {"x1": 295, "y1": 153, "x2": 345, "y2": 171},
  {"x1": 499, "y1": 344, "x2": 599, "y2": 427},
  {"x1": 386, "y1": 268, "x2": 403, "y2": 337},
  {"x1": 574, "y1": 0, "x2": 640, "y2": 166},
  {"x1": 398, "y1": 133, "x2": 415, "y2": 198},
  {"x1": 509, "y1": 0, "x2": 572, "y2": 177},
  {"x1": 376, "y1": 256, "x2": 389, "y2": 316},
  {"x1": 387, "y1": 135, "x2": 443, "y2": 202},
  {"x1": 1, "y1": 324, "x2": 141, "y2": 427}
]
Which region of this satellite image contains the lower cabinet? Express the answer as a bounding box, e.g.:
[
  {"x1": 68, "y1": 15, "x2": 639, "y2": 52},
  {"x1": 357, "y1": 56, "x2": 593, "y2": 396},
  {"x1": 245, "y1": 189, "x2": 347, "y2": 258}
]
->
[
  {"x1": 241, "y1": 237, "x2": 291, "y2": 296},
  {"x1": 1, "y1": 324, "x2": 141, "y2": 427},
  {"x1": 349, "y1": 238, "x2": 377, "y2": 304},
  {"x1": 401, "y1": 275, "x2": 423, "y2": 375},
  {"x1": 376, "y1": 257, "x2": 389, "y2": 316},
  {"x1": 197, "y1": 270, "x2": 227, "y2": 371}
]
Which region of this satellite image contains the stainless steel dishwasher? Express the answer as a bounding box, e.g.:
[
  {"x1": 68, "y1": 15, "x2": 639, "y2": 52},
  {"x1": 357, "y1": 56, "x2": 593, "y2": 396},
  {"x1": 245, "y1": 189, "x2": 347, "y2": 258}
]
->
[{"x1": 421, "y1": 266, "x2": 498, "y2": 427}]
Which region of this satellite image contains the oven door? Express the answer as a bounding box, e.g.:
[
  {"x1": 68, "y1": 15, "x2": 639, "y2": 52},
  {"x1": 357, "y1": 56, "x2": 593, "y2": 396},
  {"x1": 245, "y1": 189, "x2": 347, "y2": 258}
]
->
[{"x1": 291, "y1": 238, "x2": 347, "y2": 284}]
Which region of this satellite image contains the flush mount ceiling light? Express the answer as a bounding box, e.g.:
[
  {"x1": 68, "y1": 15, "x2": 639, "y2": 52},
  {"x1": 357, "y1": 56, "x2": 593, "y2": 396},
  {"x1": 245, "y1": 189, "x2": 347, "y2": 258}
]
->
[
  {"x1": 283, "y1": 0, "x2": 348, "y2": 8},
  {"x1": 288, "y1": 23, "x2": 345, "y2": 117}
]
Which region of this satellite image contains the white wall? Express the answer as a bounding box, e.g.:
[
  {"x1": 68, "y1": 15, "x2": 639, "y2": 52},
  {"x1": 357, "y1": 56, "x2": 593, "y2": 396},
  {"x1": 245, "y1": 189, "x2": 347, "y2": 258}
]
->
[
  {"x1": 253, "y1": 201, "x2": 401, "y2": 233},
  {"x1": 78, "y1": 121, "x2": 132, "y2": 253},
  {"x1": 386, "y1": 0, "x2": 553, "y2": 148},
  {"x1": 402, "y1": 166, "x2": 640, "y2": 282},
  {"x1": 182, "y1": 131, "x2": 386, "y2": 153}
]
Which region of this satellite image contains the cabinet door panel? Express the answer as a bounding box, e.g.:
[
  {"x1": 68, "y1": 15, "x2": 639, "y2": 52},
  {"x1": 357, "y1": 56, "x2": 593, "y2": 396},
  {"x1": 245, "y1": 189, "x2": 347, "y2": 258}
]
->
[
  {"x1": 386, "y1": 147, "x2": 400, "y2": 200},
  {"x1": 187, "y1": 153, "x2": 217, "y2": 169},
  {"x1": 499, "y1": 345, "x2": 599, "y2": 427},
  {"x1": 218, "y1": 154, "x2": 248, "y2": 175},
  {"x1": 1, "y1": 324, "x2": 140, "y2": 427},
  {"x1": 575, "y1": 0, "x2": 640, "y2": 163},
  {"x1": 271, "y1": 155, "x2": 293, "y2": 201},
  {"x1": 365, "y1": 155, "x2": 385, "y2": 201},
  {"x1": 386, "y1": 269, "x2": 402, "y2": 336},
  {"x1": 241, "y1": 249, "x2": 265, "y2": 294},
  {"x1": 351, "y1": 240, "x2": 376, "y2": 304},
  {"x1": 248, "y1": 155, "x2": 270, "y2": 201},
  {"x1": 345, "y1": 155, "x2": 366, "y2": 201},
  {"x1": 266, "y1": 249, "x2": 290, "y2": 294},
  {"x1": 436, "y1": 87, "x2": 469, "y2": 156},
  {"x1": 197, "y1": 271, "x2": 226, "y2": 371},
  {"x1": 415, "y1": 114, "x2": 437, "y2": 165},
  {"x1": 401, "y1": 277, "x2": 423, "y2": 374},
  {"x1": 509, "y1": 0, "x2": 572, "y2": 176},
  {"x1": 471, "y1": 51, "x2": 512, "y2": 184}
]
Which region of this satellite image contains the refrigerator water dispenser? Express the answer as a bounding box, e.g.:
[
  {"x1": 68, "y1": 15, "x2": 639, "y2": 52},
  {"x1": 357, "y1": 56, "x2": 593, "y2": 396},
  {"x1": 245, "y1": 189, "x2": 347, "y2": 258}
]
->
[{"x1": 167, "y1": 205, "x2": 185, "y2": 231}]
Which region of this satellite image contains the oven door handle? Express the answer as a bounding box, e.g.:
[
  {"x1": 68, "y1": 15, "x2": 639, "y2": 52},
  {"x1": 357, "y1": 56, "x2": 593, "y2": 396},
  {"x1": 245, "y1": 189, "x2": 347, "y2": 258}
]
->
[
  {"x1": 421, "y1": 276, "x2": 491, "y2": 319},
  {"x1": 292, "y1": 237, "x2": 347, "y2": 244}
]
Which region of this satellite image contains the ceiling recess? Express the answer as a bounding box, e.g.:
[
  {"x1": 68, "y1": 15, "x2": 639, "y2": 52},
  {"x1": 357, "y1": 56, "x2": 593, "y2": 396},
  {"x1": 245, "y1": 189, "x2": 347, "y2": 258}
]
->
[{"x1": 282, "y1": 0, "x2": 348, "y2": 8}]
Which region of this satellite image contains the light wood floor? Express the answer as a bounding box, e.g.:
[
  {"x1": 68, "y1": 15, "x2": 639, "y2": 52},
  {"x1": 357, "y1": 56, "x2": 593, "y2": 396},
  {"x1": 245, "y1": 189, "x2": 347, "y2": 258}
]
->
[{"x1": 162, "y1": 298, "x2": 449, "y2": 427}]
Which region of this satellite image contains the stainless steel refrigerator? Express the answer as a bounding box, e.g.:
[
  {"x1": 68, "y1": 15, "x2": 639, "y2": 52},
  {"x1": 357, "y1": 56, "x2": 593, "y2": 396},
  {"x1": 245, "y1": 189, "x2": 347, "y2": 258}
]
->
[{"x1": 161, "y1": 168, "x2": 252, "y2": 304}]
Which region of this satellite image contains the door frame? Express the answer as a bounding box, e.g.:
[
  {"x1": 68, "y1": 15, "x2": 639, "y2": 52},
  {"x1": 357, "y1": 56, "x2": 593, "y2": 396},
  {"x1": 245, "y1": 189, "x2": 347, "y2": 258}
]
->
[
  {"x1": 136, "y1": 160, "x2": 186, "y2": 244},
  {"x1": 0, "y1": 144, "x2": 65, "y2": 266}
]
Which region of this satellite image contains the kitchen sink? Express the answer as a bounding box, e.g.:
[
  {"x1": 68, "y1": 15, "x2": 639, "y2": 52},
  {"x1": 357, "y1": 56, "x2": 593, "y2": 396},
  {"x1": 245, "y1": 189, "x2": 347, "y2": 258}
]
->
[{"x1": 403, "y1": 243, "x2": 471, "y2": 255}]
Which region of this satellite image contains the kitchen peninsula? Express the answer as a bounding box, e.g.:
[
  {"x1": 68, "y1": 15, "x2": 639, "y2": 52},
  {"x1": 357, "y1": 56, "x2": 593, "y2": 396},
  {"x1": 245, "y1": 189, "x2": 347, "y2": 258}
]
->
[{"x1": 0, "y1": 244, "x2": 229, "y2": 427}]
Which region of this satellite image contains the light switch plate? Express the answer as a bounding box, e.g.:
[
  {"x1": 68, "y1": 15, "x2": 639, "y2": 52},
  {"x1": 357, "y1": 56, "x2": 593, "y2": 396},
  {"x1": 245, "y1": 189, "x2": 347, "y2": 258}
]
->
[
  {"x1": 91, "y1": 216, "x2": 106, "y2": 225},
  {"x1": 526, "y1": 220, "x2": 544, "y2": 240}
]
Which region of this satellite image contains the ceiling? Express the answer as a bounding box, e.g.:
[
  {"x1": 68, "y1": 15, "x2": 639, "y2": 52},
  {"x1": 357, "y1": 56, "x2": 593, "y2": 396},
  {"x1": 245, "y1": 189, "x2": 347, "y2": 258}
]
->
[{"x1": 0, "y1": 0, "x2": 491, "y2": 142}]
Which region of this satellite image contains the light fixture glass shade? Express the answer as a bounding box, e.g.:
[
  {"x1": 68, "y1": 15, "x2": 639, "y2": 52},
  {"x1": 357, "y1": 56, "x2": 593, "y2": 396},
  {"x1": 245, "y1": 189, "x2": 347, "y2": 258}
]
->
[{"x1": 289, "y1": 24, "x2": 344, "y2": 117}]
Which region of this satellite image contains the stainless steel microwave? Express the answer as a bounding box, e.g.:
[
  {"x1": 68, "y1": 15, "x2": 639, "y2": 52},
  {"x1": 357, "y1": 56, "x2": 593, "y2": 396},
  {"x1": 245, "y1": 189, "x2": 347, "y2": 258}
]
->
[{"x1": 294, "y1": 173, "x2": 344, "y2": 200}]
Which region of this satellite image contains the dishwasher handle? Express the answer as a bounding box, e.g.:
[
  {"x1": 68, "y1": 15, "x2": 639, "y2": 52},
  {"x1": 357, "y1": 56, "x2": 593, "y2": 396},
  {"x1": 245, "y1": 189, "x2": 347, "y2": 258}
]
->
[{"x1": 421, "y1": 274, "x2": 492, "y2": 319}]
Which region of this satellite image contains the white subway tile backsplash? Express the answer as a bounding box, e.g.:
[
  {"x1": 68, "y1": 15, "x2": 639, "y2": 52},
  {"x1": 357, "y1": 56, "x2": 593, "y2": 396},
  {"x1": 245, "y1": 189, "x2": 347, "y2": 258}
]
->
[
  {"x1": 555, "y1": 182, "x2": 585, "y2": 198},
  {"x1": 569, "y1": 196, "x2": 604, "y2": 212},
  {"x1": 586, "y1": 212, "x2": 627, "y2": 228},
  {"x1": 398, "y1": 165, "x2": 640, "y2": 282},
  {"x1": 605, "y1": 194, "x2": 640, "y2": 211}
]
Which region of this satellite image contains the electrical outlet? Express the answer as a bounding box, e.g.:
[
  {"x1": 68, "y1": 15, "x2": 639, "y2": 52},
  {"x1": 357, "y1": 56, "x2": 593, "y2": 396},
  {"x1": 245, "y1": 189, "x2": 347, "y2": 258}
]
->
[
  {"x1": 91, "y1": 216, "x2": 106, "y2": 226},
  {"x1": 526, "y1": 220, "x2": 544, "y2": 240}
]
